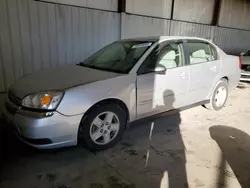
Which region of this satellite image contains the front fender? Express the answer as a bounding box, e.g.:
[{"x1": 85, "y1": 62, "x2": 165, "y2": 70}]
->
[{"x1": 56, "y1": 74, "x2": 137, "y2": 121}]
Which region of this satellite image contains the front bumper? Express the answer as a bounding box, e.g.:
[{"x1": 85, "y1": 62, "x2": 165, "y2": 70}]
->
[
  {"x1": 241, "y1": 70, "x2": 250, "y2": 82},
  {"x1": 2, "y1": 100, "x2": 82, "y2": 149}
]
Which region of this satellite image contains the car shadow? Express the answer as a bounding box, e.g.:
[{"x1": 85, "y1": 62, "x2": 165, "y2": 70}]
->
[
  {"x1": 125, "y1": 112, "x2": 188, "y2": 188},
  {"x1": 123, "y1": 90, "x2": 188, "y2": 188},
  {"x1": 210, "y1": 125, "x2": 250, "y2": 188},
  {"x1": 0, "y1": 117, "x2": 36, "y2": 161}
]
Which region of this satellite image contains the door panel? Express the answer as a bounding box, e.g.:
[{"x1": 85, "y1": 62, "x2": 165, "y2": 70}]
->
[
  {"x1": 137, "y1": 66, "x2": 190, "y2": 119},
  {"x1": 186, "y1": 41, "x2": 221, "y2": 104},
  {"x1": 188, "y1": 60, "x2": 220, "y2": 103},
  {"x1": 136, "y1": 41, "x2": 190, "y2": 119}
]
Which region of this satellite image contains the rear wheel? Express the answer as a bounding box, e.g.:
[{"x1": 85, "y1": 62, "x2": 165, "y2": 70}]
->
[
  {"x1": 204, "y1": 80, "x2": 228, "y2": 111},
  {"x1": 78, "y1": 103, "x2": 126, "y2": 151}
]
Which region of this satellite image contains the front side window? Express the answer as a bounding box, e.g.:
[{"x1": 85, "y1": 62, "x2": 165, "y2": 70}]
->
[
  {"x1": 138, "y1": 42, "x2": 185, "y2": 74},
  {"x1": 187, "y1": 42, "x2": 212, "y2": 64},
  {"x1": 79, "y1": 40, "x2": 154, "y2": 73}
]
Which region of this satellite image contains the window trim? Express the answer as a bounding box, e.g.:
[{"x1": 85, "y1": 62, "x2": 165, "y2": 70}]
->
[
  {"x1": 137, "y1": 40, "x2": 186, "y2": 75},
  {"x1": 209, "y1": 43, "x2": 219, "y2": 61},
  {"x1": 184, "y1": 39, "x2": 219, "y2": 66}
]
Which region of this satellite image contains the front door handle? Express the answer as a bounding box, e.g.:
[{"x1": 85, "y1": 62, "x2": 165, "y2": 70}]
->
[
  {"x1": 210, "y1": 66, "x2": 217, "y2": 72},
  {"x1": 179, "y1": 72, "x2": 188, "y2": 78}
]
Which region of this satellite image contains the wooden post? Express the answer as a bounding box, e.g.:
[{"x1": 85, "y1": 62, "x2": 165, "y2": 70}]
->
[
  {"x1": 212, "y1": 0, "x2": 222, "y2": 26},
  {"x1": 171, "y1": 0, "x2": 175, "y2": 20},
  {"x1": 118, "y1": 0, "x2": 126, "y2": 13}
]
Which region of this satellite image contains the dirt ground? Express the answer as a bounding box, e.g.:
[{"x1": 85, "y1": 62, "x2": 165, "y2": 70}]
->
[{"x1": 0, "y1": 83, "x2": 250, "y2": 188}]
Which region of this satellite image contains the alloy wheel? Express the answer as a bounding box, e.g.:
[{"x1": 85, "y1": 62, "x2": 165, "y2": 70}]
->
[{"x1": 89, "y1": 111, "x2": 120, "y2": 145}]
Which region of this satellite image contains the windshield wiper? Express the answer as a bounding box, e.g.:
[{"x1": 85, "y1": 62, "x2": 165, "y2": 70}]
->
[
  {"x1": 77, "y1": 62, "x2": 96, "y2": 68},
  {"x1": 77, "y1": 62, "x2": 87, "y2": 66},
  {"x1": 77, "y1": 62, "x2": 126, "y2": 74}
]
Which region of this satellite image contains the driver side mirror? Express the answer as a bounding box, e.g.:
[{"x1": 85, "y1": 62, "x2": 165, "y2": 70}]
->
[
  {"x1": 240, "y1": 52, "x2": 245, "y2": 56},
  {"x1": 154, "y1": 65, "x2": 166, "y2": 74},
  {"x1": 146, "y1": 64, "x2": 166, "y2": 74}
]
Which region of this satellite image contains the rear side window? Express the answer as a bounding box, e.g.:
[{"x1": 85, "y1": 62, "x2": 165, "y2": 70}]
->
[{"x1": 187, "y1": 42, "x2": 214, "y2": 64}]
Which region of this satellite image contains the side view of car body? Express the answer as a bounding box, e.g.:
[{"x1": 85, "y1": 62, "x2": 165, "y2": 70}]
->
[{"x1": 2, "y1": 36, "x2": 241, "y2": 151}]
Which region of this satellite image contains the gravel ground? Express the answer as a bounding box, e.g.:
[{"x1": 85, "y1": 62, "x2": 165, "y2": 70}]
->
[{"x1": 0, "y1": 83, "x2": 250, "y2": 188}]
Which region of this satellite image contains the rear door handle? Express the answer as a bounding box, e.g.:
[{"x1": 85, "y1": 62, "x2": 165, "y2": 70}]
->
[
  {"x1": 179, "y1": 72, "x2": 188, "y2": 78},
  {"x1": 210, "y1": 66, "x2": 217, "y2": 72}
]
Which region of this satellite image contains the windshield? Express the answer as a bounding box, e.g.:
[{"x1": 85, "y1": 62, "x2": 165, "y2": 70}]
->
[{"x1": 79, "y1": 40, "x2": 154, "y2": 73}]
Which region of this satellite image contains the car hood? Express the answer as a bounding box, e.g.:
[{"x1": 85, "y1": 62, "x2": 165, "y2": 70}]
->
[{"x1": 10, "y1": 65, "x2": 122, "y2": 98}]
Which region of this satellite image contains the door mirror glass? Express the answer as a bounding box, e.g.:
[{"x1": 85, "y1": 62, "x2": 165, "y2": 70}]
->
[
  {"x1": 154, "y1": 65, "x2": 166, "y2": 73},
  {"x1": 146, "y1": 64, "x2": 166, "y2": 74}
]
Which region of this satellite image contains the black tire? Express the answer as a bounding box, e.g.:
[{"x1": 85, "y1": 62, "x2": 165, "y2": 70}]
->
[
  {"x1": 204, "y1": 80, "x2": 229, "y2": 111},
  {"x1": 78, "y1": 103, "x2": 126, "y2": 151}
]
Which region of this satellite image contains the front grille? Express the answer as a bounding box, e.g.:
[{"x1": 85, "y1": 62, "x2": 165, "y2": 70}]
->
[
  {"x1": 22, "y1": 137, "x2": 52, "y2": 145},
  {"x1": 8, "y1": 91, "x2": 22, "y2": 106}
]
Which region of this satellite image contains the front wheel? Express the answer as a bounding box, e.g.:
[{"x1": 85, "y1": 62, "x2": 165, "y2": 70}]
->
[
  {"x1": 78, "y1": 103, "x2": 126, "y2": 151},
  {"x1": 204, "y1": 80, "x2": 229, "y2": 111}
]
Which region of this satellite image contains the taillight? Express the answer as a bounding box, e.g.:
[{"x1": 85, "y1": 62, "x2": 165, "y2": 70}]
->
[{"x1": 239, "y1": 56, "x2": 242, "y2": 69}]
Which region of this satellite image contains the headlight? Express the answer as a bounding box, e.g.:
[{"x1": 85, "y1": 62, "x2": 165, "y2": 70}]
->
[{"x1": 22, "y1": 91, "x2": 64, "y2": 110}]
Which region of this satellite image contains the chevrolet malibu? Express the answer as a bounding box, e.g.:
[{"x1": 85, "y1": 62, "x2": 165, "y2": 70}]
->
[{"x1": 3, "y1": 36, "x2": 241, "y2": 151}]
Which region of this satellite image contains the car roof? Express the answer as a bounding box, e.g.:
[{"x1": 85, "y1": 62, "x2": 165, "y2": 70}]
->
[{"x1": 122, "y1": 36, "x2": 213, "y2": 43}]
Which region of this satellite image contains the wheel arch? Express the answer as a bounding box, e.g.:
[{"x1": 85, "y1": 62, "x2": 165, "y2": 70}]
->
[
  {"x1": 221, "y1": 76, "x2": 229, "y2": 82},
  {"x1": 77, "y1": 98, "x2": 129, "y2": 150},
  {"x1": 207, "y1": 77, "x2": 229, "y2": 100},
  {"x1": 81, "y1": 98, "x2": 130, "y2": 127}
]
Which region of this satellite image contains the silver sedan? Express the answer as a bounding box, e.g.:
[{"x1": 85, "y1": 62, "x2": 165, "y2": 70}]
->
[{"x1": 2, "y1": 36, "x2": 240, "y2": 151}]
